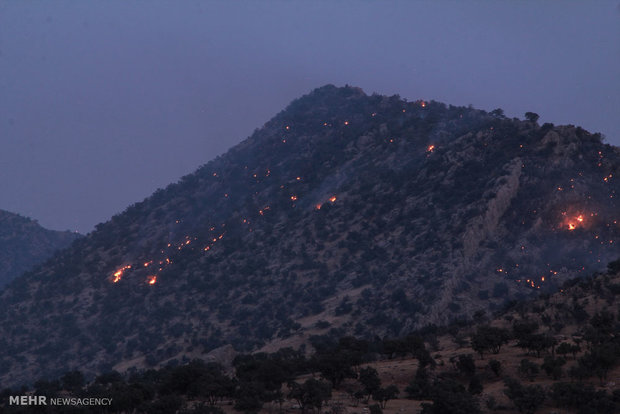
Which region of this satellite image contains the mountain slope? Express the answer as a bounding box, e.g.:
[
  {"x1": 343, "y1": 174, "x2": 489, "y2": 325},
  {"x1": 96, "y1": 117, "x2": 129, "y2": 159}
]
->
[
  {"x1": 0, "y1": 85, "x2": 618, "y2": 386},
  {"x1": 0, "y1": 210, "x2": 79, "y2": 288}
]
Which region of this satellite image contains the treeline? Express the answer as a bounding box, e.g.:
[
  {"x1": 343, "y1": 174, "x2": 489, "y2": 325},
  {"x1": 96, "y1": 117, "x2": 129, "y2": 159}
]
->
[
  {"x1": 2, "y1": 302, "x2": 620, "y2": 413},
  {"x1": 408, "y1": 307, "x2": 620, "y2": 414},
  {"x1": 0, "y1": 335, "x2": 416, "y2": 414}
]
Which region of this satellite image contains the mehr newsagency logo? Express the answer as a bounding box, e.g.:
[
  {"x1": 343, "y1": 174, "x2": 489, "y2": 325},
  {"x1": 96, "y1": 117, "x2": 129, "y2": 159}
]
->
[{"x1": 9, "y1": 395, "x2": 112, "y2": 406}]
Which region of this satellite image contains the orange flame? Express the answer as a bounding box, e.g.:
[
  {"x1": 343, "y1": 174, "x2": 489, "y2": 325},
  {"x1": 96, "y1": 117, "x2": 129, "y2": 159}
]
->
[
  {"x1": 148, "y1": 276, "x2": 157, "y2": 285},
  {"x1": 329, "y1": 196, "x2": 337, "y2": 203},
  {"x1": 112, "y1": 265, "x2": 132, "y2": 283},
  {"x1": 427, "y1": 145, "x2": 435, "y2": 153},
  {"x1": 563, "y1": 211, "x2": 589, "y2": 231}
]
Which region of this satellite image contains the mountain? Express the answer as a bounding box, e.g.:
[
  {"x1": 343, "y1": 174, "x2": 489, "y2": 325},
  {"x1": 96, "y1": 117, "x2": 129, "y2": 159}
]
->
[
  {"x1": 0, "y1": 85, "x2": 618, "y2": 386},
  {"x1": 0, "y1": 210, "x2": 79, "y2": 288}
]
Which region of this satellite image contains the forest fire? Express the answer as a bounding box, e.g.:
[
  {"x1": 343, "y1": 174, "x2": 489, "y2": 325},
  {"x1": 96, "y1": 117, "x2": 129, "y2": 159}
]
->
[
  {"x1": 315, "y1": 196, "x2": 337, "y2": 210},
  {"x1": 563, "y1": 212, "x2": 588, "y2": 231},
  {"x1": 427, "y1": 145, "x2": 435, "y2": 153},
  {"x1": 111, "y1": 265, "x2": 132, "y2": 283},
  {"x1": 148, "y1": 276, "x2": 157, "y2": 285}
]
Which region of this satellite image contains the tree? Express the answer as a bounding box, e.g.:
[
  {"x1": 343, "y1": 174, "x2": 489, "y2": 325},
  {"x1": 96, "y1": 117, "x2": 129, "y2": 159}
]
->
[
  {"x1": 578, "y1": 342, "x2": 620, "y2": 384},
  {"x1": 372, "y1": 385, "x2": 399, "y2": 409},
  {"x1": 549, "y1": 382, "x2": 617, "y2": 414},
  {"x1": 488, "y1": 359, "x2": 502, "y2": 377},
  {"x1": 455, "y1": 354, "x2": 476, "y2": 377},
  {"x1": 61, "y1": 370, "x2": 85, "y2": 392},
  {"x1": 471, "y1": 326, "x2": 510, "y2": 359},
  {"x1": 517, "y1": 333, "x2": 557, "y2": 357},
  {"x1": 311, "y1": 351, "x2": 357, "y2": 389},
  {"x1": 518, "y1": 359, "x2": 539, "y2": 382},
  {"x1": 490, "y1": 108, "x2": 506, "y2": 119},
  {"x1": 358, "y1": 367, "x2": 381, "y2": 403},
  {"x1": 556, "y1": 342, "x2": 580, "y2": 360},
  {"x1": 524, "y1": 112, "x2": 539, "y2": 123},
  {"x1": 405, "y1": 366, "x2": 431, "y2": 399},
  {"x1": 541, "y1": 356, "x2": 566, "y2": 380},
  {"x1": 420, "y1": 379, "x2": 481, "y2": 414},
  {"x1": 468, "y1": 376, "x2": 483, "y2": 395},
  {"x1": 287, "y1": 378, "x2": 332, "y2": 414},
  {"x1": 369, "y1": 404, "x2": 382, "y2": 414},
  {"x1": 503, "y1": 377, "x2": 545, "y2": 414}
]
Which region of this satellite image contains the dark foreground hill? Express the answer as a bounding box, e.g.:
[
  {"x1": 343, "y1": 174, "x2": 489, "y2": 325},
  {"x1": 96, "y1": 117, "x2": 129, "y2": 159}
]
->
[
  {"x1": 0, "y1": 85, "x2": 618, "y2": 386},
  {"x1": 0, "y1": 210, "x2": 79, "y2": 288},
  {"x1": 2, "y1": 261, "x2": 619, "y2": 414}
]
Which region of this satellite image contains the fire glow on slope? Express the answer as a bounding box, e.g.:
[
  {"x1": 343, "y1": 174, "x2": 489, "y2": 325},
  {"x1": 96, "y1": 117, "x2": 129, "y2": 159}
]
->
[
  {"x1": 112, "y1": 265, "x2": 131, "y2": 283},
  {"x1": 562, "y1": 211, "x2": 592, "y2": 231}
]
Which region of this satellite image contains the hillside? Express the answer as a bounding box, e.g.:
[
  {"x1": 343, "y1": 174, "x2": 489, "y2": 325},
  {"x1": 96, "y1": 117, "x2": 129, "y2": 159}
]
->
[
  {"x1": 0, "y1": 85, "x2": 618, "y2": 386},
  {"x1": 0, "y1": 210, "x2": 79, "y2": 288},
  {"x1": 3, "y1": 262, "x2": 619, "y2": 413}
]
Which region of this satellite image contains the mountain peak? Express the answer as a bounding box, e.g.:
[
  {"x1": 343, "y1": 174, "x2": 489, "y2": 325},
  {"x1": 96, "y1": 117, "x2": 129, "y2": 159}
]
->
[{"x1": 0, "y1": 88, "x2": 617, "y2": 386}]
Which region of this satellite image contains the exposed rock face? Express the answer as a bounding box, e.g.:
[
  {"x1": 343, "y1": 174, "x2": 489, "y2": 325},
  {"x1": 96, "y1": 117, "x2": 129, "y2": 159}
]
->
[
  {"x1": 463, "y1": 158, "x2": 522, "y2": 259},
  {"x1": 0, "y1": 85, "x2": 617, "y2": 386}
]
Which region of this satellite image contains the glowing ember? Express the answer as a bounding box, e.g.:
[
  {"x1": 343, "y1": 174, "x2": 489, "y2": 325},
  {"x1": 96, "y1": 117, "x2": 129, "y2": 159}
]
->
[
  {"x1": 344, "y1": 121, "x2": 349, "y2": 125},
  {"x1": 290, "y1": 195, "x2": 298, "y2": 201},
  {"x1": 148, "y1": 276, "x2": 157, "y2": 285},
  {"x1": 316, "y1": 204, "x2": 322, "y2": 210},
  {"x1": 426, "y1": 145, "x2": 435, "y2": 153},
  {"x1": 329, "y1": 196, "x2": 337, "y2": 203},
  {"x1": 562, "y1": 211, "x2": 589, "y2": 231},
  {"x1": 420, "y1": 100, "x2": 426, "y2": 108},
  {"x1": 112, "y1": 265, "x2": 132, "y2": 283}
]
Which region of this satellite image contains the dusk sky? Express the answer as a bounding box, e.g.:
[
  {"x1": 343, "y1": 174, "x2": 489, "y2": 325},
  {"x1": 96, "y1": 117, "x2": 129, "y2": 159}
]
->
[{"x1": 1, "y1": 1, "x2": 619, "y2": 233}]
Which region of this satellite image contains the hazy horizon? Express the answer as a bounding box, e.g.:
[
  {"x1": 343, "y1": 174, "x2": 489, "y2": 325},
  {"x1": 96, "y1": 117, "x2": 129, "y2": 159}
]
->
[{"x1": 1, "y1": 1, "x2": 619, "y2": 233}]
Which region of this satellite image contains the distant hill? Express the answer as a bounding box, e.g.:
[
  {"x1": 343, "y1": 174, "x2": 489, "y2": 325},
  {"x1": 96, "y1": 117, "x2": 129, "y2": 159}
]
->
[
  {"x1": 0, "y1": 209, "x2": 79, "y2": 288},
  {"x1": 0, "y1": 85, "x2": 618, "y2": 386}
]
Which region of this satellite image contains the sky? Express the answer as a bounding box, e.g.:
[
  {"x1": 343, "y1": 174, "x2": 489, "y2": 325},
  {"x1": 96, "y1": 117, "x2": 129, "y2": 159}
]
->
[{"x1": 1, "y1": 1, "x2": 619, "y2": 233}]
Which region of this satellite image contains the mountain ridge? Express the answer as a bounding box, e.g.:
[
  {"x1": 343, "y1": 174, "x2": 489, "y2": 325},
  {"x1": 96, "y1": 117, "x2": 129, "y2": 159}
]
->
[
  {"x1": 0, "y1": 209, "x2": 80, "y2": 288},
  {"x1": 0, "y1": 84, "x2": 618, "y2": 386}
]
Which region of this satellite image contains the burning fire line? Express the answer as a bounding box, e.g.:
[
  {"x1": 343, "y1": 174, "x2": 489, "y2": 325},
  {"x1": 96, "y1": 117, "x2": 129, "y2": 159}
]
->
[
  {"x1": 110, "y1": 230, "x2": 226, "y2": 286},
  {"x1": 111, "y1": 265, "x2": 131, "y2": 283}
]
